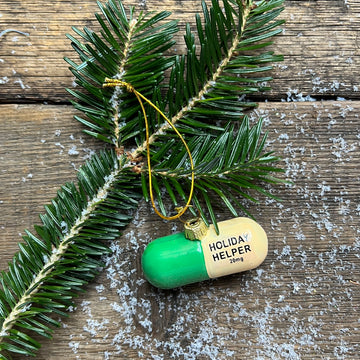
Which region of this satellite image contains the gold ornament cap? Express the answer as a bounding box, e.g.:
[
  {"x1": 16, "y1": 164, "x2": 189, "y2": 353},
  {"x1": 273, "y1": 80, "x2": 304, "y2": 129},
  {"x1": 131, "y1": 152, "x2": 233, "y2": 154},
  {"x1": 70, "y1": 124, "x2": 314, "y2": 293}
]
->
[{"x1": 184, "y1": 217, "x2": 209, "y2": 240}]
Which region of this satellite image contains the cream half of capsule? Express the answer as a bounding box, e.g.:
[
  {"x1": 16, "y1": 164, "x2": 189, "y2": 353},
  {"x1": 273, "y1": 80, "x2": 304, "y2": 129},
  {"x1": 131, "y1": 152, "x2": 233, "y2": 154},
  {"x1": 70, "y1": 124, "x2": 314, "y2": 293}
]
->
[{"x1": 141, "y1": 217, "x2": 268, "y2": 289}]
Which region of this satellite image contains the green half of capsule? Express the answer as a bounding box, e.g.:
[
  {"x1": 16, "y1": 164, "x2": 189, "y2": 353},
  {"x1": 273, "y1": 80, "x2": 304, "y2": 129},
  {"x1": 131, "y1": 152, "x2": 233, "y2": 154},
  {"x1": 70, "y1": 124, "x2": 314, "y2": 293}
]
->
[
  {"x1": 141, "y1": 232, "x2": 209, "y2": 289},
  {"x1": 141, "y1": 217, "x2": 268, "y2": 289}
]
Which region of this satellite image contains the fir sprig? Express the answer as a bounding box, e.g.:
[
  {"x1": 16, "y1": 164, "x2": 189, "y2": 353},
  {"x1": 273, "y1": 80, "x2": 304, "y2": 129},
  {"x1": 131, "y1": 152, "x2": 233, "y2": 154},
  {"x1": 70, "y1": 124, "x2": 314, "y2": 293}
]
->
[
  {"x1": 65, "y1": 1, "x2": 178, "y2": 147},
  {"x1": 0, "y1": 0, "x2": 285, "y2": 358},
  {"x1": 138, "y1": 0, "x2": 285, "y2": 225},
  {"x1": 0, "y1": 151, "x2": 141, "y2": 358},
  {"x1": 164, "y1": 0, "x2": 284, "y2": 127},
  {"x1": 149, "y1": 117, "x2": 285, "y2": 232}
]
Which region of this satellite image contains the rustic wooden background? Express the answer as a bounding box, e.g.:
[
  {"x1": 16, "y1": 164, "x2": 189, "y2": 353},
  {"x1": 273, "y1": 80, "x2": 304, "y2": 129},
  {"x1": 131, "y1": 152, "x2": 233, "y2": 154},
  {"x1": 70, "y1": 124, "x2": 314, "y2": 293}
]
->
[{"x1": 0, "y1": 0, "x2": 359, "y2": 359}]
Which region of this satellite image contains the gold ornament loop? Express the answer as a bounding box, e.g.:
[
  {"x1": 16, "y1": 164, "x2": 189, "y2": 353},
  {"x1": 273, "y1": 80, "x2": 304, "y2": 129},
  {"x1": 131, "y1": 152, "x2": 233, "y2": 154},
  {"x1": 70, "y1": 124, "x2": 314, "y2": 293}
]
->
[{"x1": 103, "y1": 78, "x2": 195, "y2": 221}]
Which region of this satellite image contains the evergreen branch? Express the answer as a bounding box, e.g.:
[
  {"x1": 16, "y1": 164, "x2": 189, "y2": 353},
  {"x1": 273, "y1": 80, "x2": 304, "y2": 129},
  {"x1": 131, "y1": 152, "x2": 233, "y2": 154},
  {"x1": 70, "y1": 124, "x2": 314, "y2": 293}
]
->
[
  {"x1": 65, "y1": 0, "x2": 178, "y2": 147},
  {"x1": 133, "y1": 0, "x2": 286, "y2": 222},
  {"x1": 147, "y1": 117, "x2": 287, "y2": 232},
  {"x1": 0, "y1": 0, "x2": 286, "y2": 357},
  {"x1": 136, "y1": 0, "x2": 249, "y2": 152},
  {"x1": 66, "y1": 0, "x2": 284, "y2": 155},
  {"x1": 163, "y1": 0, "x2": 285, "y2": 132},
  {"x1": 0, "y1": 151, "x2": 141, "y2": 358}
]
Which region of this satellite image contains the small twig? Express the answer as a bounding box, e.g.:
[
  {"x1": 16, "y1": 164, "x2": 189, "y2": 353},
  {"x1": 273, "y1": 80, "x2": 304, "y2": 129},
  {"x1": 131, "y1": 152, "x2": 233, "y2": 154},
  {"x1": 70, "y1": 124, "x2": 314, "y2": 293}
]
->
[
  {"x1": 0, "y1": 29, "x2": 29, "y2": 39},
  {"x1": 349, "y1": 280, "x2": 360, "y2": 286}
]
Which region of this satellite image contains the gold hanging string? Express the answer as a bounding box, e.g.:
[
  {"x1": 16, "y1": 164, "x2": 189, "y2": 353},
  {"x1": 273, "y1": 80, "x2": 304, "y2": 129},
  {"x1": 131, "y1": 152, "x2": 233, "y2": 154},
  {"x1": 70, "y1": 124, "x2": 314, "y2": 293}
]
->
[{"x1": 103, "y1": 78, "x2": 195, "y2": 221}]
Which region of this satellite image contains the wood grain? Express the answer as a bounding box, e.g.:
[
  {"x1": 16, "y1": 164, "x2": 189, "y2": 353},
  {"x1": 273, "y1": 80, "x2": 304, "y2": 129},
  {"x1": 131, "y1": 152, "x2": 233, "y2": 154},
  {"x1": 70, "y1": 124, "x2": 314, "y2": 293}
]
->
[
  {"x1": 1, "y1": 0, "x2": 360, "y2": 102},
  {"x1": 0, "y1": 0, "x2": 359, "y2": 359},
  {"x1": 1, "y1": 101, "x2": 359, "y2": 359}
]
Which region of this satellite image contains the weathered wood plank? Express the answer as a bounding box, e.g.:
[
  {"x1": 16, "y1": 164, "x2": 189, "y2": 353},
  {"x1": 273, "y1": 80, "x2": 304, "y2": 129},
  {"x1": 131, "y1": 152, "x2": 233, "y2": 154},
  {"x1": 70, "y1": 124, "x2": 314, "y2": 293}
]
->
[
  {"x1": 0, "y1": 105, "x2": 102, "y2": 266},
  {"x1": 1, "y1": 0, "x2": 360, "y2": 358},
  {"x1": 271, "y1": 0, "x2": 360, "y2": 100},
  {"x1": 1, "y1": 100, "x2": 359, "y2": 359},
  {"x1": 1, "y1": 0, "x2": 359, "y2": 103}
]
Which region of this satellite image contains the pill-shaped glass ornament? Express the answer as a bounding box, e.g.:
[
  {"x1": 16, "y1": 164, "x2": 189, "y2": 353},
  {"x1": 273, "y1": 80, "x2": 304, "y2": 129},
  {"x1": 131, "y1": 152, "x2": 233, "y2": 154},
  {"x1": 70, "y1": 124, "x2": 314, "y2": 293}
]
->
[{"x1": 141, "y1": 217, "x2": 268, "y2": 289}]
